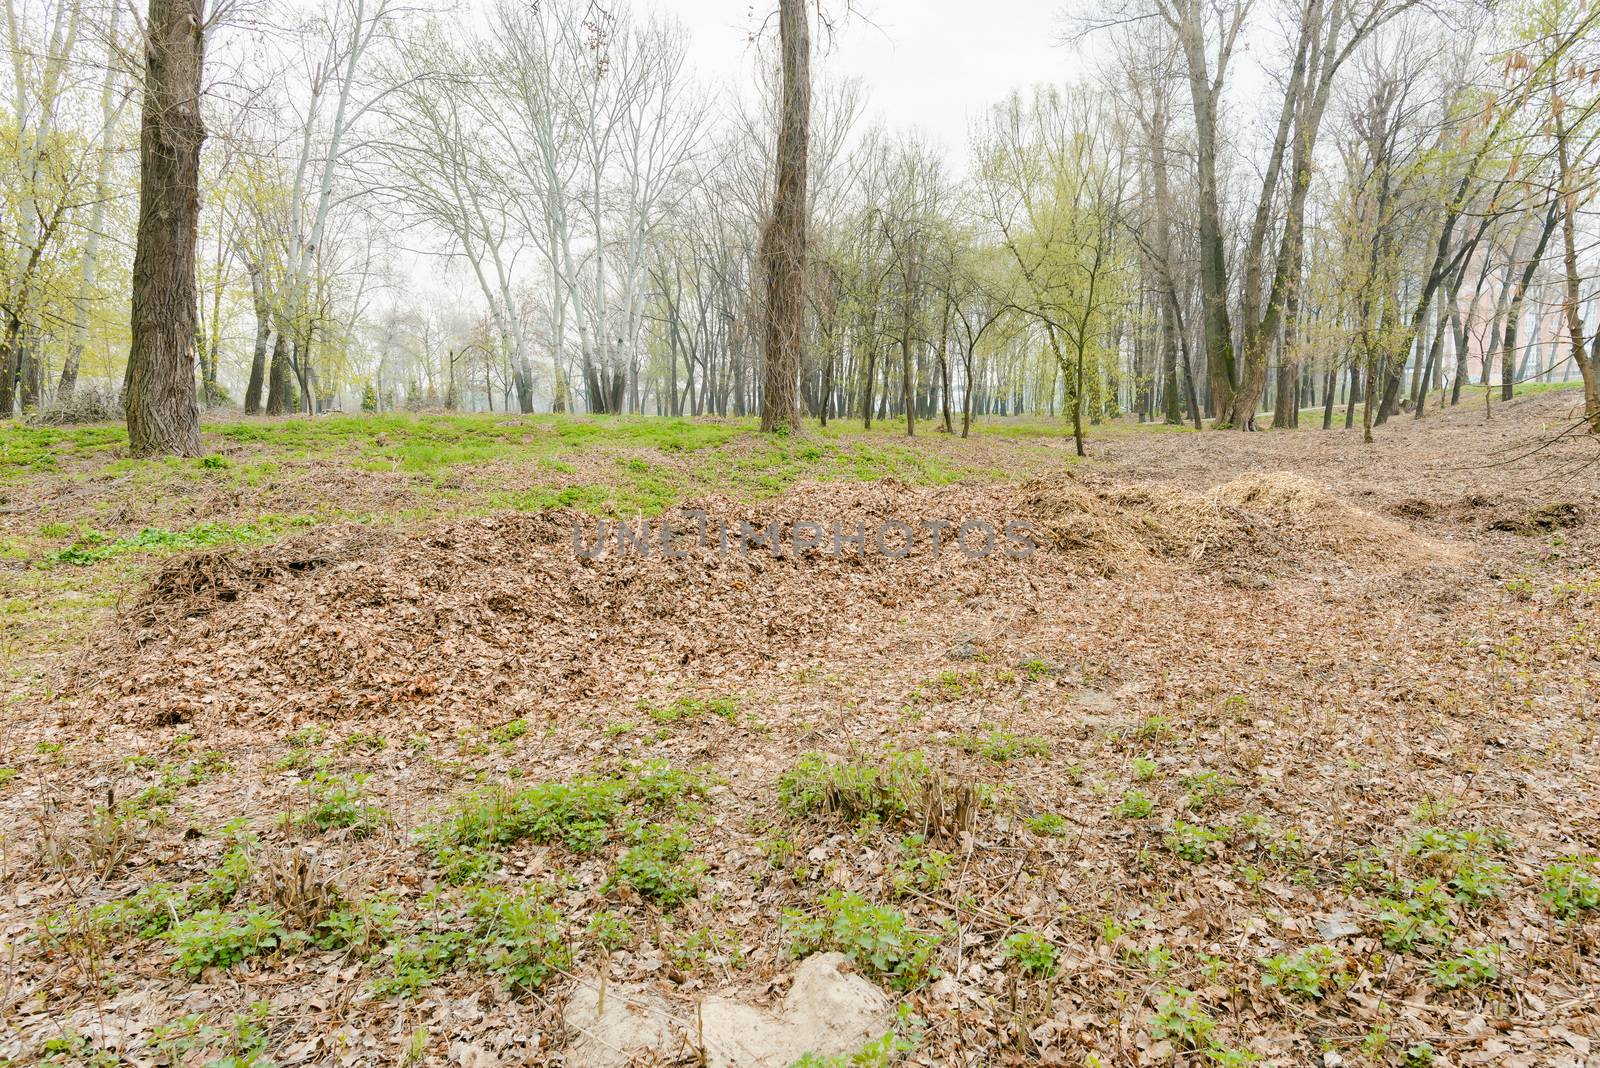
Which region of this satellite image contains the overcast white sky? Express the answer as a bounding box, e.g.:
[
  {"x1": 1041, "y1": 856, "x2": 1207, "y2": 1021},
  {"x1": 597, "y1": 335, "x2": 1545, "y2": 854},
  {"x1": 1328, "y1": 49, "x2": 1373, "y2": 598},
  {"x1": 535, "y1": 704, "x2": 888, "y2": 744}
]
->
[{"x1": 661, "y1": 1, "x2": 1080, "y2": 166}]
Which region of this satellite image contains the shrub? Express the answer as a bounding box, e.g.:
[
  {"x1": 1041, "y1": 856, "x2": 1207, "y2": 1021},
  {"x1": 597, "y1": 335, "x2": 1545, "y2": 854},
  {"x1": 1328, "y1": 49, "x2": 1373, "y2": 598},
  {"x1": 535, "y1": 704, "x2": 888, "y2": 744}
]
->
[{"x1": 783, "y1": 891, "x2": 941, "y2": 991}]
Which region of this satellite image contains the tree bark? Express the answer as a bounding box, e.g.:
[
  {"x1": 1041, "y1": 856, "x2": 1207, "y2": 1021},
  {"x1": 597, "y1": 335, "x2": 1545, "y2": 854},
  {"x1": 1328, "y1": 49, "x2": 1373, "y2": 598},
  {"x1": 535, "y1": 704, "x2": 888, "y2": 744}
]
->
[
  {"x1": 758, "y1": 0, "x2": 809, "y2": 434},
  {"x1": 266, "y1": 331, "x2": 291, "y2": 415},
  {"x1": 1553, "y1": 105, "x2": 1599, "y2": 431},
  {"x1": 1499, "y1": 201, "x2": 1560, "y2": 402},
  {"x1": 125, "y1": 0, "x2": 206, "y2": 458},
  {"x1": 244, "y1": 261, "x2": 270, "y2": 414}
]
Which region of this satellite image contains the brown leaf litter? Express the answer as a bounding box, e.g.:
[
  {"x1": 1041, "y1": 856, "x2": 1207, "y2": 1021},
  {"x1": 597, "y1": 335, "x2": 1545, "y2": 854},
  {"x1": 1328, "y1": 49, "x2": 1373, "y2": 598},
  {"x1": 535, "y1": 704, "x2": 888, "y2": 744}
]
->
[
  {"x1": 72, "y1": 470, "x2": 1460, "y2": 732},
  {"x1": 5, "y1": 392, "x2": 1598, "y2": 1068}
]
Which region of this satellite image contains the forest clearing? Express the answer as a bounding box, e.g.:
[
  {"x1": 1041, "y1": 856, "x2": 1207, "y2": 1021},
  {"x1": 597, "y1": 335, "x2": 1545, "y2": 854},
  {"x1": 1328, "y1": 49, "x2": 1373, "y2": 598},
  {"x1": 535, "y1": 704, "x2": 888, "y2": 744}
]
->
[
  {"x1": 7, "y1": 0, "x2": 1600, "y2": 1060},
  {"x1": 1, "y1": 389, "x2": 1597, "y2": 1066}
]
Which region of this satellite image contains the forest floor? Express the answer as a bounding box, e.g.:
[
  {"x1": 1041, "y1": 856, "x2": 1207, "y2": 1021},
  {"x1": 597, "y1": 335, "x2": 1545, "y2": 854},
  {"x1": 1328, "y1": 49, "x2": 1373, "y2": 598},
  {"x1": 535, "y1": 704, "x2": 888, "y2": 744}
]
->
[{"x1": 1, "y1": 386, "x2": 1598, "y2": 1068}]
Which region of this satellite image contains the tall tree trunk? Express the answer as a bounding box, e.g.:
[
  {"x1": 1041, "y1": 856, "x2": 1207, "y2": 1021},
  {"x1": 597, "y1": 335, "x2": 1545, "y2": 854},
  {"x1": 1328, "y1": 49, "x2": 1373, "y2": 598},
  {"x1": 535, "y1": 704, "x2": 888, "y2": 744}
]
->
[
  {"x1": 1554, "y1": 107, "x2": 1599, "y2": 430},
  {"x1": 1500, "y1": 201, "x2": 1561, "y2": 402},
  {"x1": 61, "y1": 4, "x2": 125, "y2": 401},
  {"x1": 265, "y1": 331, "x2": 290, "y2": 416},
  {"x1": 244, "y1": 261, "x2": 270, "y2": 413},
  {"x1": 0, "y1": 324, "x2": 17, "y2": 417},
  {"x1": 125, "y1": 0, "x2": 206, "y2": 458},
  {"x1": 758, "y1": 0, "x2": 809, "y2": 434}
]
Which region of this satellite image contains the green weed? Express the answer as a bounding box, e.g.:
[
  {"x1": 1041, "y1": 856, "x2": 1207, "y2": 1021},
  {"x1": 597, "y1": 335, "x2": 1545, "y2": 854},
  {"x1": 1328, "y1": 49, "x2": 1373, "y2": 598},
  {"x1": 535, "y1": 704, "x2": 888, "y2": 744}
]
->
[{"x1": 783, "y1": 891, "x2": 942, "y2": 991}]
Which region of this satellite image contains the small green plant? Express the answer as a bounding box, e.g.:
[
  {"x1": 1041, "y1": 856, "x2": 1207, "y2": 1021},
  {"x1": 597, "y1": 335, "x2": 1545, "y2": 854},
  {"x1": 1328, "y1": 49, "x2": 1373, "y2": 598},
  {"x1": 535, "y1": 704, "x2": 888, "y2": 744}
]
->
[
  {"x1": 890, "y1": 835, "x2": 953, "y2": 897},
  {"x1": 1375, "y1": 879, "x2": 1455, "y2": 951},
  {"x1": 152, "y1": 1001, "x2": 275, "y2": 1068},
  {"x1": 314, "y1": 896, "x2": 402, "y2": 956},
  {"x1": 1146, "y1": 987, "x2": 1214, "y2": 1050},
  {"x1": 1002, "y1": 931, "x2": 1058, "y2": 977},
  {"x1": 623, "y1": 759, "x2": 713, "y2": 813},
  {"x1": 1020, "y1": 657, "x2": 1053, "y2": 681},
  {"x1": 1403, "y1": 1042, "x2": 1436, "y2": 1067},
  {"x1": 1430, "y1": 946, "x2": 1499, "y2": 990},
  {"x1": 778, "y1": 749, "x2": 930, "y2": 825},
  {"x1": 488, "y1": 718, "x2": 529, "y2": 745},
  {"x1": 430, "y1": 843, "x2": 501, "y2": 885},
  {"x1": 1165, "y1": 821, "x2": 1227, "y2": 862},
  {"x1": 934, "y1": 669, "x2": 979, "y2": 698},
  {"x1": 40, "y1": 1029, "x2": 120, "y2": 1067},
  {"x1": 1360, "y1": 1026, "x2": 1390, "y2": 1059},
  {"x1": 587, "y1": 909, "x2": 635, "y2": 950},
  {"x1": 1259, "y1": 945, "x2": 1345, "y2": 999},
  {"x1": 340, "y1": 730, "x2": 388, "y2": 753},
  {"x1": 790, "y1": 1028, "x2": 915, "y2": 1068},
  {"x1": 299, "y1": 772, "x2": 387, "y2": 836},
  {"x1": 1447, "y1": 854, "x2": 1509, "y2": 905},
  {"x1": 463, "y1": 885, "x2": 573, "y2": 992},
  {"x1": 1134, "y1": 715, "x2": 1175, "y2": 742},
  {"x1": 1542, "y1": 859, "x2": 1600, "y2": 918},
  {"x1": 1181, "y1": 771, "x2": 1233, "y2": 812},
  {"x1": 1024, "y1": 811, "x2": 1068, "y2": 837},
  {"x1": 1115, "y1": 789, "x2": 1155, "y2": 820},
  {"x1": 402, "y1": 1028, "x2": 429, "y2": 1067},
  {"x1": 420, "y1": 777, "x2": 624, "y2": 860},
  {"x1": 606, "y1": 823, "x2": 705, "y2": 907},
  {"x1": 1132, "y1": 757, "x2": 1159, "y2": 782},
  {"x1": 165, "y1": 906, "x2": 293, "y2": 977},
  {"x1": 374, "y1": 925, "x2": 471, "y2": 998},
  {"x1": 955, "y1": 728, "x2": 1050, "y2": 762},
  {"x1": 664, "y1": 924, "x2": 745, "y2": 971},
  {"x1": 642, "y1": 695, "x2": 739, "y2": 723},
  {"x1": 783, "y1": 890, "x2": 942, "y2": 991},
  {"x1": 1411, "y1": 796, "x2": 1456, "y2": 823},
  {"x1": 1125, "y1": 942, "x2": 1175, "y2": 974},
  {"x1": 285, "y1": 724, "x2": 328, "y2": 747}
]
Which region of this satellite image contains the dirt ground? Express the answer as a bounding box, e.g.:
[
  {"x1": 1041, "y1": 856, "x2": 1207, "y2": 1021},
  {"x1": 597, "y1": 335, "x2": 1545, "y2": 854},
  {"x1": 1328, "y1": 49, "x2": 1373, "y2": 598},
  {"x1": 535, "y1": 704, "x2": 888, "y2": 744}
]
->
[{"x1": 2, "y1": 390, "x2": 1598, "y2": 1067}]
